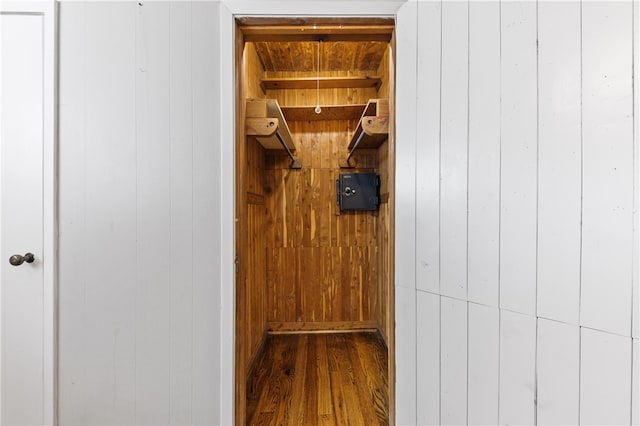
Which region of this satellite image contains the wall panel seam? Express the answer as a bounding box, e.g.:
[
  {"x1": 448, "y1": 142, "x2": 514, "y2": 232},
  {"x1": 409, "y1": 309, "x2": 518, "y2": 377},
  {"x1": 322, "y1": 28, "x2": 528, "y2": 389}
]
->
[
  {"x1": 579, "y1": 325, "x2": 635, "y2": 339},
  {"x1": 632, "y1": 0, "x2": 638, "y2": 342},
  {"x1": 465, "y1": 300, "x2": 470, "y2": 426},
  {"x1": 497, "y1": 0, "x2": 502, "y2": 415},
  {"x1": 438, "y1": 0, "x2": 443, "y2": 298},
  {"x1": 631, "y1": 333, "x2": 635, "y2": 425},
  {"x1": 578, "y1": 0, "x2": 584, "y2": 351},
  {"x1": 465, "y1": 0, "x2": 470, "y2": 306},
  {"x1": 133, "y1": 4, "x2": 139, "y2": 422},
  {"x1": 497, "y1": 0, "x2": 502, "y2": 315},
  {"x1": 168, "y1": 5, "x2": 173, "y2": 420},
  {"x1": 189, "y1": 2, "x2": 195, "y2": 420},
  {"x1": 632, "y1": 1, "x2": 637, "y2": 422},
  {"x1": 415, "y1": 3, "x2": 421, "y2": 421},
  {"x1": 534, "y1": 2, "x2": 539, "y2": 422},
  {"x1": 438, "y1": 294, "x2": 442, "y2": 426}
]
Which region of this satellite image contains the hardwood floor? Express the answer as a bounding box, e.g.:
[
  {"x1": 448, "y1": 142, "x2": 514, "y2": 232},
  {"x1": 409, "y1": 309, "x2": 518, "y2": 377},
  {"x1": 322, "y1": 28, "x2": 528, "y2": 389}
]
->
[{"x1": 246, "y1": 332, "x2": 389, "y2": 425}]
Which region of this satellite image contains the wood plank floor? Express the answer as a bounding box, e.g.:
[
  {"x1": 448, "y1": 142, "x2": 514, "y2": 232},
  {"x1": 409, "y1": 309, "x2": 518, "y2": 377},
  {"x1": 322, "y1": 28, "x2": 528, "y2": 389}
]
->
[{"x1": 246, "y1": 332, "x2": 389, "y2": 425}]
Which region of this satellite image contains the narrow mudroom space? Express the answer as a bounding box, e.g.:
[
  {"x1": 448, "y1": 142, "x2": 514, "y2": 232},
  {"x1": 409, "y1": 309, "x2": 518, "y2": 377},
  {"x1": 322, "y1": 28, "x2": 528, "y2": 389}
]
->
[{"x1": 234, "y1": 18, "x2": 395, "y2": 424}]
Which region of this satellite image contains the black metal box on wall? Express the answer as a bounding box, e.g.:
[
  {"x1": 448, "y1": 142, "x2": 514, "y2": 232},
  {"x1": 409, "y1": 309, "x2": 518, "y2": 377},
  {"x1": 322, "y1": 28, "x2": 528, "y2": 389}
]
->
[{"x1": 336, "y1": 173, "x2": 380, "y2": 211}]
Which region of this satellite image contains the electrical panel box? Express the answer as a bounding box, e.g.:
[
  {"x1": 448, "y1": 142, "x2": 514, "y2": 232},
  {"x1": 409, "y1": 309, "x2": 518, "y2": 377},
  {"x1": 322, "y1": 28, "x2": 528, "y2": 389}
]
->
[{"x1": 336, "y1": 173, "x2": 380, "y2": 211}]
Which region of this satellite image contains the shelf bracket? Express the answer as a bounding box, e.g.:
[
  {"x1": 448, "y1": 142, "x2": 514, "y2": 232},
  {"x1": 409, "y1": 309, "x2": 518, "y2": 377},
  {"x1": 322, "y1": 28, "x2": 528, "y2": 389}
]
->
[
  {"x1": 275, "y1": 131, "x2": 302, "y2": 169},
  {"x1": 340, "y1": 99, "x2": 389, "y2": 168},
  {"x1": 342, "y1": 130, "x2": 366, "y2": 168}
]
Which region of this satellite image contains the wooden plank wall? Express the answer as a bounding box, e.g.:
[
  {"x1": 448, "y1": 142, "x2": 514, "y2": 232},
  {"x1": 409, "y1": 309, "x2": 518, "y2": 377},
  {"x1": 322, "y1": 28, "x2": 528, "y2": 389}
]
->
[
  {"x1": 264, "y1": 123, "x2": 380, "y2": 328},
  {"x1": 376, "y1": 44, "x2": 392, "y2": 339},
  {"x1": 240, "y1": 41, "x2": 268, "y2": 364},
  {"x1": 236, "y1": 42, "x2": 269, "y2": 425},
  {"x1": 237, "y1": 41, "x2": 392, "y2": 333},
  {"x1": 376, "y1": 45, "x2": 390, "y2": 99},
  {"x1": 244, "y1": 43, "x2": 267, "y2": 360},
  {"x1": 237, "y1": 38, "x2": 392, "y2": 423},
  {"x1": 377, "y1": 141, "x2": 391, "y2": 340},
  {"x1": 264, "y1": 71, "x2": 378, "y2": 107},
  {"x1": 244, "y1": 138, "x2": 268, "y2": 362},
  {"x1": 244, "y1": 42, "x2": 264, "y2": 99}
]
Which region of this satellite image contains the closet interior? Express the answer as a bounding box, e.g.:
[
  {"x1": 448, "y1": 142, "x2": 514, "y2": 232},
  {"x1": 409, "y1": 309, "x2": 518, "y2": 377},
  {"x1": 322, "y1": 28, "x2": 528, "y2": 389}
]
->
[{"x1": 235, "y1": 18, "x2": 395, "y2": 424}]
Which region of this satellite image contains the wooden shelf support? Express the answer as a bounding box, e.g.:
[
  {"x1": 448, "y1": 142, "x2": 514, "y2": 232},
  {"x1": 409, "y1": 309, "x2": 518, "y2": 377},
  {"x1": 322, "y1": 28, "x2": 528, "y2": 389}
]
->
[
  {"x1": 342, "y1": 99, "x2": 389, "y2": 168},
  {"x1": 246, "y1": 98, "x2": 301, "y2": 169}
]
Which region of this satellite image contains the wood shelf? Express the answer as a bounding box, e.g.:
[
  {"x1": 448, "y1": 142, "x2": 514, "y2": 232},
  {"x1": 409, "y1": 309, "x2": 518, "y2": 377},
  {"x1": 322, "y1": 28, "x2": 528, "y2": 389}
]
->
[
  {"x1": 347, "y1": 99, "x2": 389, "y2": 149},
  {"x1": 281, "y1": 104, "x2": 365, "y2": 122},
  {"x1": 246, "y1": 98, "x2": 295, "y2": 150},
  {"x1": 246, "y1": 98, "x2": 301, "y2": 168},
  {"x1": 261, "y1": 76, "x2": 381, "y2": 91}
]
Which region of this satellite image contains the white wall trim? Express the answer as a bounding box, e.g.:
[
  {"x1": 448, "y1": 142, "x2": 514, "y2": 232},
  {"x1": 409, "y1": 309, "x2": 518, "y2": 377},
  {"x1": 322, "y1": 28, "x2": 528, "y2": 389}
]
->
[
  {"x1": 222, "y1": 0, "x2": 405, "y2": 17},
  {"x1": 0, "y1": 1, "x2": 57, "y2": 425},
  {"x1": 218, "y1": 3, "x2": 235, "y2": 426},
  {"x1": 218, "y1": 1, "x2": 409, "y2": 424},
  {"x1": 394, "y1": 2, "x2": 418, "y2": 423}
]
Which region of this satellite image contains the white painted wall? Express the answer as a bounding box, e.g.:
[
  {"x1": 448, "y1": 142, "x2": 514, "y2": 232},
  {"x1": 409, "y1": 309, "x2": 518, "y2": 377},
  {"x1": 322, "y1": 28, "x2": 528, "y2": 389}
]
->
[
  {"x1": 406, "y1": 0, "x2": 639, "y2": 425},
  {"x1": 55, "y1": 1, "x2": 638, "y2": 425},
  {"x1": 58, "y1": 2, "x2": 221, "y2": 424}
]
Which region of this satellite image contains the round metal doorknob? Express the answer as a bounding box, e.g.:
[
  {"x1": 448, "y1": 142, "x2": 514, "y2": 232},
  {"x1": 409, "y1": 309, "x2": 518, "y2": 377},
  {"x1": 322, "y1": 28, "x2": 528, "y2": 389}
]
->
[{"x1": 9, "y1": 253, "x2": 34, "y2": 266}]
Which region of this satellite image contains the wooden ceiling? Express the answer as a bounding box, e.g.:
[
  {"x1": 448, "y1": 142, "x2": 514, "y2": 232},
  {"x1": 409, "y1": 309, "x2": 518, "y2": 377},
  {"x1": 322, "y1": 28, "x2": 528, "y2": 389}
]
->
[
  {"x1": 239, "y1": 21, "x2": 394, "y2": 73},
  {"x1": 253, "y1": 41, "x2": 388, "y2": 72}
]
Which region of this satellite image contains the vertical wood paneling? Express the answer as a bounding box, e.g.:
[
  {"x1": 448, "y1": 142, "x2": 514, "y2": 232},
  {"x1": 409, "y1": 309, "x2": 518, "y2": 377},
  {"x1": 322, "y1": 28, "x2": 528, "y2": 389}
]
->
[
  {"x1": 415, "y1": 0, "x2": 440, "y2": 294},
  {"x1": 395, "y1": 1, "x2": 417, "y2": 295},
  {"x1": 633, "y1": 0, "x2": 639, "y2": 340},
  {"x1": 499, "y1": 0, "x2": 538, "y2": 316},
  {"x1": 135, "y1": 3, "x2": 171, "y2": 423},
  {"x1": 396, "y1": 284, "x2": 417, "y2": 425},
  {"x1": 416, "y1": 291, "x2": 439, "y2": 426},
  {"x1": 581, "y1": 0, "x2": 634, "y2": 337},
  {"x1": 191, "y1": 2, "x2": 220, "y2": 423},
  {"x1": 214, "y1": 10, "x2": 235, "y2": 418},
  {"x1": 55, "y1": 3, "x2": 638, "y2": 425},
  {"x1": 376, "y1": 45, "x2": 391, "y2": 100},
  {"x1": 60, "y1": 4, "x2": 222, "y2": 424},
  {"x1": 632, "y1": 339, "x2": 639, "y2": 426},
  {"x1": 467, "y1": 303, "x2": 499, "y2": 425},
  {"x1": 378, "y1": 139, "x2": 392, "y2": 340},
  {"x1": 82, "y1": 4, "x2": 138, "y2": 424},
  {"x1": 395, "y1": 3, "x2": 418, "y2": 419},
  {"x1": 264, "y1": 121, "x2": 379, "y2": 326},
  {"x1": 244, "y1": 43, "x2": 264, "y2": 99},
  {"x1": 498, "y1": 311, "x2": 536, "y2": 426},
  {"x1": 57, "y1": 2, "x2": 88, "y2": 423},
  {"x1": 440, "y1": 297, "x2": 467, "y2": 425},
  {"x1": 168, "y1": 3, "x2": 193, "y2": 424},
  {"x1": 580, "y1": 328, "x2": 632, "y2": 425},
  {"x1": 439, "y1": 0, "x2": 468, "y2": 300},
  {"x1": 247, "y1": 200, "x2": 267, "y2": 350},
  {"x1": 536, "y1": 0, "x2": 582, "y2": 325},
  {"x1": 243, "y1": 134, "x2": 268, "y2": 366},
  {"x1": 467, "y1": 0, "x2": 500, "y2": 307},
  {"x1": 265, "y1": 71, "x2": 377, "y2": 108},
  {"x1": 536, "y1": 319, "x2": 579, "y2": 425}
]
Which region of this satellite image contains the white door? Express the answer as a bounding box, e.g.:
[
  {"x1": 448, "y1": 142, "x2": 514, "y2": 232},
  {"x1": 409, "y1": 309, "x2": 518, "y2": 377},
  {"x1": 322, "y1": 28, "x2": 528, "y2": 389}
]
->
[{"x1": 0, "y1": 3, "x2": 56, "y2": 424}]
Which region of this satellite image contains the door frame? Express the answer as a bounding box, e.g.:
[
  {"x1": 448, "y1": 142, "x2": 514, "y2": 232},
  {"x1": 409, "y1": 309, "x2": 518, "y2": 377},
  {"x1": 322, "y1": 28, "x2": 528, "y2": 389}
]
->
[
  {"x1": 0, "y1": 1, "x2": 58, "y2": 424},
  {"x1": 218, "y1": 1, "x2": 408, "y2": 424}
]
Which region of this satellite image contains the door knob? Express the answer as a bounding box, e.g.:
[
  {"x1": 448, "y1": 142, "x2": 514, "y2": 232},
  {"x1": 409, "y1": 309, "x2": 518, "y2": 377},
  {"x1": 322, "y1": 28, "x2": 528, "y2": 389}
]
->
[{"x1": 9, "y1": 253, "x2": 34, "y2": 266}]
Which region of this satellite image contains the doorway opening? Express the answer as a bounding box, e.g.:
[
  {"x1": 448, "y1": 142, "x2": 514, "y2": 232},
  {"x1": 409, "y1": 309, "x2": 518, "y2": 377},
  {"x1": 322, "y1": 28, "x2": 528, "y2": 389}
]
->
[{"x1": 234, "y1": 17, "x2": 396, "y2": 424}]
